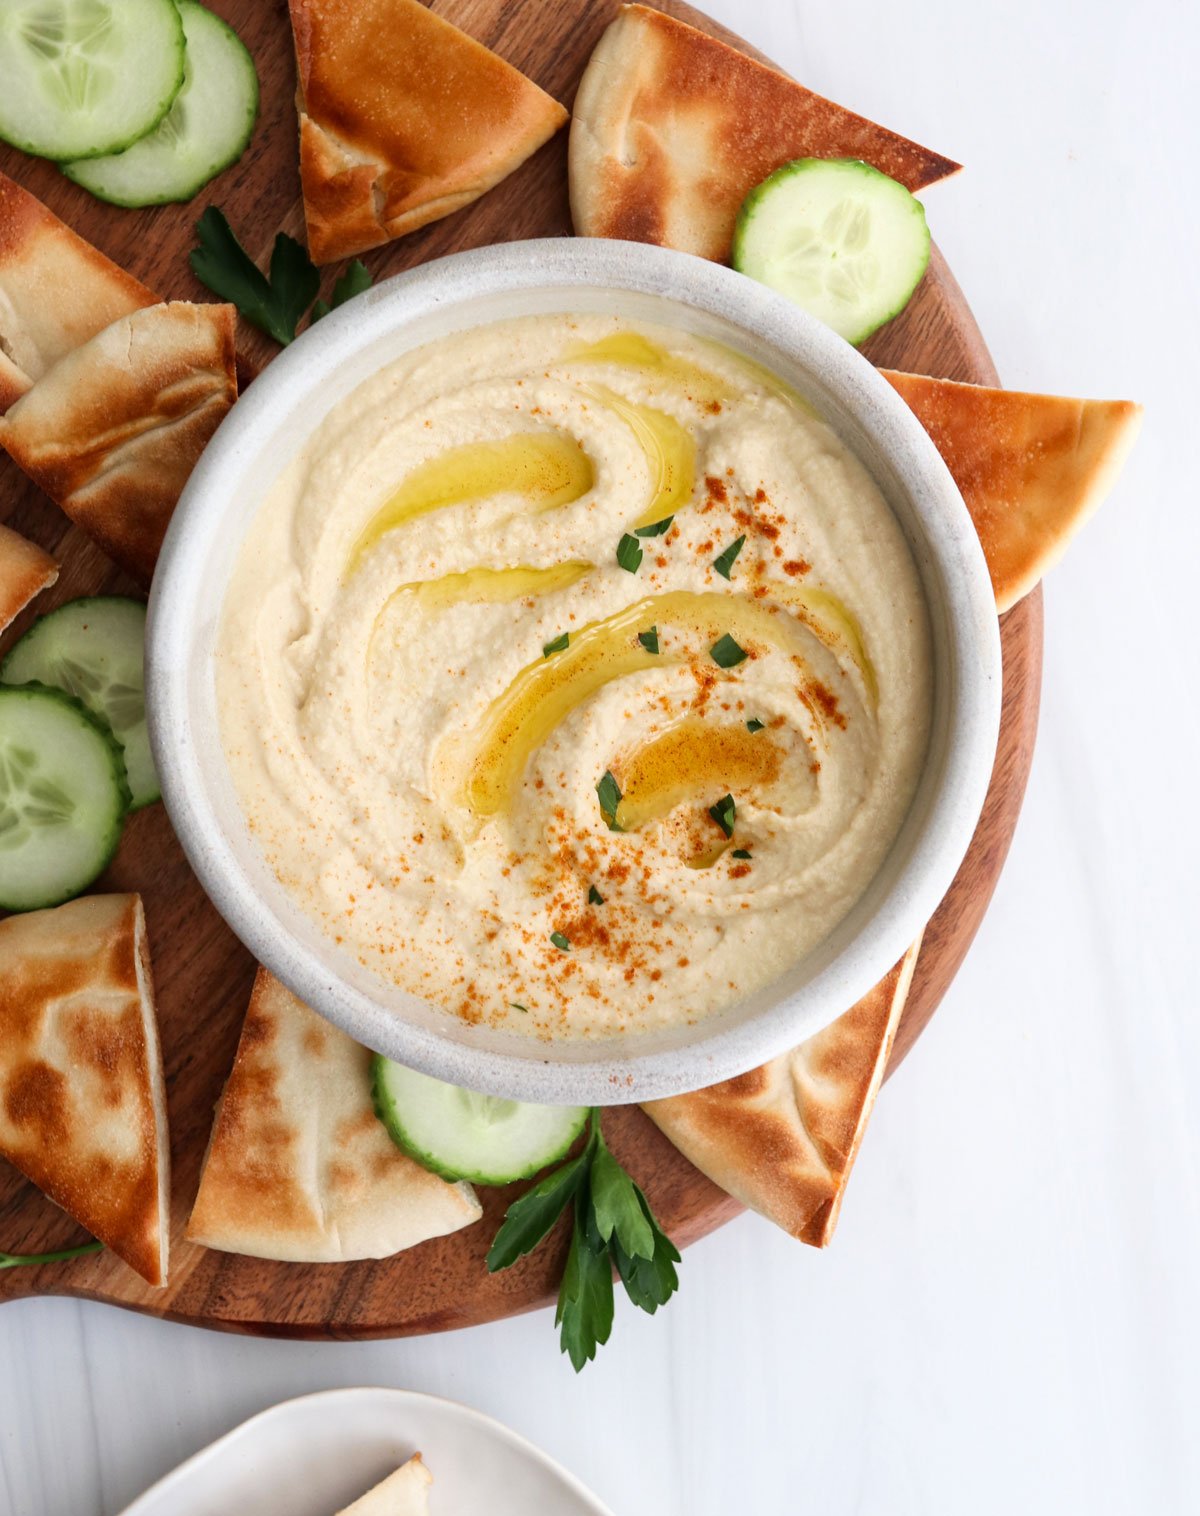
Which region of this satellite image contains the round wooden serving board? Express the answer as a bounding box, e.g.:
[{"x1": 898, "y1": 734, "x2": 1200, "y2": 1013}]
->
[{"x1": 0, "y1": 0, "x2": 1041, "y2": 1337}]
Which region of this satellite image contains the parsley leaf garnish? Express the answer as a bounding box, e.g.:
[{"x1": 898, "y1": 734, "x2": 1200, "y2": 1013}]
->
[
  {"x1": 638, "y1": 625, "x2": 659, "y2": 654},
  {"x1": 712, "y1": 534, "x2": 746, "y2": 580},
  {"x1": 635, "y1": 516, "x2": 674, "y2": 538},
  {"x1": 191, "y1": 209, "x2": 318, "y2": 345},
  {"x1": 487, "y1": 1111, "x2": 680, "y2": 1371},
  {"x1": 596, "y1": 770, "x2": 623, "y2": 830},
  {"x1": 557, "y1": 1187, "x2": 615, "y2": 1370},
  {"x1": 731, "y1": 848, "x2": 752, "y2": 860},
  {"x1": 616, "y1": 533, "x2": 643, "y2": 573},
  {"x1": 486, "y1": 1146, "x2": 593, "y2": 1270},
  {"x1": 589, "y1": 1141, "x2": 655, "y2": 1258},
  {"x1": 710, "y1": 633, "x2": 747, "y2": 668},
  {"x1": 543, "y1": 632, "x2": 569, "y2": 657},
  {"x1": 550, "y1": 930, "x2": 571, "y2": 951},
  {"x1": 190, "y1": 209, "x2": 372, "y2": 345},
  {"x1": 588, "y1": 884, "x2": 605, "y2": 905},
  {"x1": 310, "y1": 259, "x2": 372, "y2": 323},
  {"x1": 746, "y1": 717, "x2": 765, "y2": 733},
  {"x1": 709, "y1": 793, "x2": 736, "y2": 837},
  {"x1": 612, "y1": 1206, "x2": 679, "y2": 1313}
]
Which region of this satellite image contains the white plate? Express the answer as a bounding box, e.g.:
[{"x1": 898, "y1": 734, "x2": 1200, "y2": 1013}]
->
[{"x1": 117, "y1": 1386, "x2": 614, "y2": 1516}]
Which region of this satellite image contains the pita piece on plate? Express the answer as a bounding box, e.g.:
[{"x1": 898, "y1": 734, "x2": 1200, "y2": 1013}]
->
[
  {"x1": 0, "y1": 523, "x2": 57, "y2": 634},
  {"x1": 287, "y1": 0, "x2": 568, "y2": 264},
  {"x1": 882, "y1": 370, "x2": 1143, "y2": 612},
  {"x1": 0, "y1": 300, "x2": 238, "y2": 585},
  {"x1": 644, "y1": 939, "x2": 920, "y2": 1246},
  {"x1": 0, "y1": 170, "x2": 157, "y2": 413},
  {"x1": 570, "y1": 4, "x2": 959, "y2": 263},
  {"x1": 337, "y1": 1455, "x2": 433, "y2": 1516},
  {"x1": 0, "y1": 894, "x2": 170, "y2": 1286},
  {"x1": 187, "y1": 969, "x2": 481, "y2": 1262}
]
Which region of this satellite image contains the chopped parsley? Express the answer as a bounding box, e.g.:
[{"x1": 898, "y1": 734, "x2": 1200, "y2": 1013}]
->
[
  {"x1": 731, "y1": 849, "x2": 752, "y2": 860},
  {"x1": 712, "y1": 534, "x2": 746, "y2": 580},
  {"x1": 746, "y1": 717, "x2": 765, "y2": 733},
  {"x1": 543, "y1": 631, "x2": 570, "y2": 657},
  {"x1": 635, "y1": 515, "x2": 674, "y2": 538},
  {"x1": 637, "y1": 625, "x2": 659, "y2": 654},
  {"x1": 596, "y1": 770, "x2": 623, "y2": 830},
  {"x1": 709, "y1": 793, "x2": 736, "y2": 837},
  {"x1": 616, "y1": 533, "x2": 643, "y2": 573},
  {"x1": 550, "y1": 931, "x2": 571, "y2": 951},
  {"x1": 510, "y1": 1002, "x2": 529, "y2": 1013},
  {"x1": 588, "y1": 885, "x2": 605, "y2": 905},
  {"x1": 710, "y1": 633, "x2": 747, "y2": 668}
]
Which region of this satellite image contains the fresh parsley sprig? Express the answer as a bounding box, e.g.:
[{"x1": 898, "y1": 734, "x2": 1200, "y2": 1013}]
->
[
  {"x1": 487, "y1": 1109, "x2": 680, "y2": 1371},
  {"x1": 189, "y1": 208, "x2": 371, "y2": 345},
  {"x1": 1, "y1": 1239, "x2": 102, "y2": 1270}
]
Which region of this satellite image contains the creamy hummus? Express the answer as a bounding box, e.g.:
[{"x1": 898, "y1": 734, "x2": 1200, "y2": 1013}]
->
[{"x1": 216, "y1": 315, "x2": 932, "y2": 1041}]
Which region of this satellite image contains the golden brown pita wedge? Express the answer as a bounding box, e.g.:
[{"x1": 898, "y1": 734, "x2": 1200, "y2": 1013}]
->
[
  {"x1": 882, "y1": 371, "x2": 1142, "y2": 612},
  {"x1": 0, "y1": 170, "x2": 157, "y2": 413},
  {"x1": 288, "y1": 0, "x2": 568, "y2": 264},
  {"x1": 337, "y1": 1455, "x2": 432, "y2": 1516},
  {"x1": 0, "y1": 301, "x2": 238, "y2": 585},
  {"x1": 188, "y1": 969, "x2": 481, "y2": 1262},
  {"x1": 644, "y1": 940, "x2": 920, "y2": 1245},
  {"x1": 570, "y1": 5, "x2": 959, "y2": 263},
  {"x1": 0, "y1": 524, "x2": 57, "y2": 634},
  {"x1": 0, "y1": 895, "x2": 170, "y2": 1286}
]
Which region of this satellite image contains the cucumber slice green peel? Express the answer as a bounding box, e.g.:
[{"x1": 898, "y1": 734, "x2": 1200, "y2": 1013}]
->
[
  {"x1": 2, "y1": 596, "x2": 159, "y2": 810},
  {"x1": 0, "y1": 0, "x2": 186, "y2": 162},
  {"x1": 63, "y1": 1, "x2": 260, "y2": 208},
  {"x1": 732, "y1": 157, "x2": 931, "y2": 346},
  {"x1": 371, "y1": 1056, "x2": 589, "y2": 1185},
  {"x1": 0, "y1": 683, "x2": 130, "y2": 913}
]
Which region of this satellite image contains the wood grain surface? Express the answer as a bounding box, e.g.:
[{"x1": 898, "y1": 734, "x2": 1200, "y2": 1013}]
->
[{"x1": 0, "y1": 0, "x2": 1041, "y2": 1337}]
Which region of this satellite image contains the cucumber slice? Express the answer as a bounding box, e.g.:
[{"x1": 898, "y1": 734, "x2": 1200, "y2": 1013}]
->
[
  {"x1": 1, "y1": 597, "x2": 158, "y2": 809},
  {"x1": 63, "y1": 2, "x2": 259, "y2": 207},
  {"x1": 0, "y1": 0, "x2": 185, "y2": 162},
  {"x1": 732, "y1": 158, "x2": 931, "y2": 346},
  {"x1": 0, "y1": 684, "x2": 129, "y2": 912},
  {"x1": 372, "y1": 1057, "x2": 590, "y2": 1185}
]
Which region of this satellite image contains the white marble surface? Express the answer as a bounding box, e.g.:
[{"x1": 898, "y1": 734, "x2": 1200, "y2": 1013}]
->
[{"x1": 3, "y1": 1, "x2": 1197, "y2": 1512}]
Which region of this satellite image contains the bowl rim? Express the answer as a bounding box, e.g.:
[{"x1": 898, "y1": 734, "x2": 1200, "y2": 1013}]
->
[{"x1": 146, "y1": 236, "x2": 1001, "y2": 1104}]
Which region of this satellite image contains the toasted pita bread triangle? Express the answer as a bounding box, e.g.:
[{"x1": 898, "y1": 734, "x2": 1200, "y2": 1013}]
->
[
  {"x1": 288, "y1": 0, "x2": 568, "y2": 264},
  {"x1": 188, "y1": 969, "x2": 481, "y2": 1262},
  {"x1": 570, "y1": 5, "x2": 959, "y2": 263},
  {"x1": 882, "y1": 370, "x2": 1142, "y2": 612},
  {"x1": 0, "y1": 523, "x2": 57, "y2": 634},
  {"x1": 644, "y1": 940, "x2": 920, "y2": 1245},
  {"x1": 337, "y1": 1455, "x2": 432, "y2": 1516},
  {"x1": 0, "y1": 895, "x2": 170, "y2": 1286},
  {"x1": 0, "y1": 170, "x2": 157, "y2": 413},
  {"x1": 0, "y1": 301, "x2": 238, "y2": 585}
]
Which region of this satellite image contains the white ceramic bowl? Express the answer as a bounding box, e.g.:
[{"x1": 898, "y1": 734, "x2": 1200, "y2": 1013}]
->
[{"x1": 146, "y1": 238, "x2": 1001, "y2": 1105}]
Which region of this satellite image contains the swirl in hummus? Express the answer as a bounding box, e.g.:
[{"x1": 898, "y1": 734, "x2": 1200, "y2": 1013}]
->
[{"x1": 216, "y1": 316, "x2": 932, "y2": 1040}]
